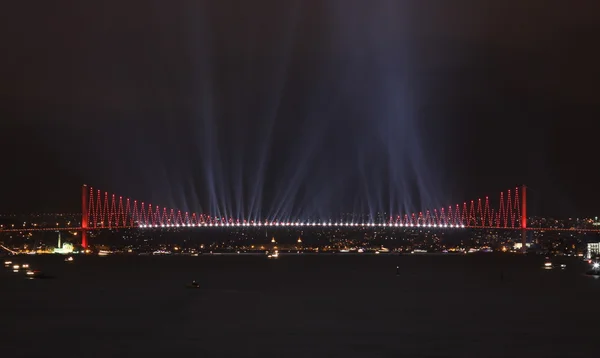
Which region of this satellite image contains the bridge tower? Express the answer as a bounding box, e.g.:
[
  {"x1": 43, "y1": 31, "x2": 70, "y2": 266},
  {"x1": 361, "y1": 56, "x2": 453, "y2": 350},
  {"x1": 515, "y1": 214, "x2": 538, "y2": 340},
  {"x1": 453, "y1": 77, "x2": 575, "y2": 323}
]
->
[
  {"x1": 521, "y1": 184, "x2": 527, "y2": 253},
  {"x1": 81, "y1": 184, "x2": 88, "y2": 249}
]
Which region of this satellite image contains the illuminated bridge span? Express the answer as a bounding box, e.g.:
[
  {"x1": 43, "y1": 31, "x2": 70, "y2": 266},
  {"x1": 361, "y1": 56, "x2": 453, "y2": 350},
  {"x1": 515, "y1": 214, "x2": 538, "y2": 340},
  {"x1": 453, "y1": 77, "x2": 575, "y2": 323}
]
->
[
  {"x1": 77, "y1": 184, "x2": 528, "y2": 234},
  {"x1": 1, "y1": 184, "x2": 598, "y2": 248},
  {"x1": 81, "y1": 185, "x2": 526, "y2": 229}
]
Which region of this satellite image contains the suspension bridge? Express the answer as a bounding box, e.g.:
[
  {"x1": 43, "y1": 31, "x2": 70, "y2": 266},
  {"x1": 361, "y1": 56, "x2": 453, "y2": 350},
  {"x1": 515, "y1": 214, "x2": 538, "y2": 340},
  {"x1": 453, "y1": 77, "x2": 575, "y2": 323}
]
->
[{"x1": 0, "y1": 184, "x2": 598, "y2": 249}]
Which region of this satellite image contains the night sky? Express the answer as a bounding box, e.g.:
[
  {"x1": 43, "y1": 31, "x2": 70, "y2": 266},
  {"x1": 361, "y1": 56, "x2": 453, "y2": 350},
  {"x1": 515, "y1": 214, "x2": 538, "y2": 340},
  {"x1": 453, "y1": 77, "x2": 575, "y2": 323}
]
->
[{"x1": 1, "y1": 0, "x2": 599, "y2": 218}]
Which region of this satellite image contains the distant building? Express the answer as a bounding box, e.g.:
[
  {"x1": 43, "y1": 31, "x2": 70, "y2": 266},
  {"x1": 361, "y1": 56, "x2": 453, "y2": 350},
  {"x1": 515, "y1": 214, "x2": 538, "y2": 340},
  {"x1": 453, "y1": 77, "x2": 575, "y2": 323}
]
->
[{"x1": 587, "y1": 242, "x2": 600, "y2": 259}]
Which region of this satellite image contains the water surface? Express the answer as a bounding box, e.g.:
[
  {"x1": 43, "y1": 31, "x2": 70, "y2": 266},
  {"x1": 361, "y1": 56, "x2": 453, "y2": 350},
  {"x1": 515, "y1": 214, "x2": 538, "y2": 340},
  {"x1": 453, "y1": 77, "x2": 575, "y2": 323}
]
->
[{"x1": 1, "y1": 254, "x2": 599, "y2": 357}]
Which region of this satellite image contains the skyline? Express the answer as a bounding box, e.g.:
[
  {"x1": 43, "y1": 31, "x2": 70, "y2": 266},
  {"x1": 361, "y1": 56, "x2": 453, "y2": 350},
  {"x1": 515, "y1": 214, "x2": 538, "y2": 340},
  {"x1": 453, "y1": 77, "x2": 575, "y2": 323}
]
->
[{"x1": 1, "y1": 0, "x2": 599, "y2": 217}]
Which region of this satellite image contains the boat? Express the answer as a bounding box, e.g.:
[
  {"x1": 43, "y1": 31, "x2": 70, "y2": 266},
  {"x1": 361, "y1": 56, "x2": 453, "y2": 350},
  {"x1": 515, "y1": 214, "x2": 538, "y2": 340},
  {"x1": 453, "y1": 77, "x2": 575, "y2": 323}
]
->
[
  {"x1": 65, "y1": 256, "x2": 74, "y2": 262},
  {"x1": 543, "y1": 257, "x2": 553, "y2": 269},
  {"x1": 267, "y1": 250, "x2": 279, "y2": 259},
  {"x1": 186, "y1": 281, "x2": 201, "y2": 289},
  {"x1": 586, "y1": 262, "x2": 600, "y2": 276},
  {"x1": 152, "y1": 250, "x2": 171, "y2": 255},
  {"x1": 339, "y1": 249, "x2": 350, "y2": 253},
  {"x1": 411, "y1": 249, "x2": 427, "y2": 254},
  {"x1": 27, "y1": 270, "x2": 54, "y2": 279}
]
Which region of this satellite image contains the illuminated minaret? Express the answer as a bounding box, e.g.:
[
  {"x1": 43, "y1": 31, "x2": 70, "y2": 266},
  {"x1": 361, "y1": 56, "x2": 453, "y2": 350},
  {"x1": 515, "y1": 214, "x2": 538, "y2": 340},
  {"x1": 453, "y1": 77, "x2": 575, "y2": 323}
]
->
[{"x1": 57, "y1": 231, "x2": 61, "y2": 249}]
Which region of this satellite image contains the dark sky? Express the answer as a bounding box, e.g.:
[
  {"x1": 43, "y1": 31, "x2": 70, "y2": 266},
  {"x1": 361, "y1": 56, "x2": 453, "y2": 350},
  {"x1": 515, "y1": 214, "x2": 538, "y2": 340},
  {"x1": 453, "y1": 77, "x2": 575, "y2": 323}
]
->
[{"x1": 1, "y1": 0, "x2": 599, "y2": 219}]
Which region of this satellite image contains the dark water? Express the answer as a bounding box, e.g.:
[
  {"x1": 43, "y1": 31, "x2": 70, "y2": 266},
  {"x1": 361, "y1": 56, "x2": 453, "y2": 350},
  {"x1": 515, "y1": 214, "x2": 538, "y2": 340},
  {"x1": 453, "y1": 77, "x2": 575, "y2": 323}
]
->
[{"x1": 1, "y1": 253, "x2": 599, "y2": 357}]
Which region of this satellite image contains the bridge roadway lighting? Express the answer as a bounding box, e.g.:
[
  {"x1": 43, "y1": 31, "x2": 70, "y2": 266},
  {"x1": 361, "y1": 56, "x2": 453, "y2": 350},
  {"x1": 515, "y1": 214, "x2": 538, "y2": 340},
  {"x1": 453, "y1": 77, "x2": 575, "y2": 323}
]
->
[{"x1": 127, "y1": 218, "x2": 471, "y2": 230}]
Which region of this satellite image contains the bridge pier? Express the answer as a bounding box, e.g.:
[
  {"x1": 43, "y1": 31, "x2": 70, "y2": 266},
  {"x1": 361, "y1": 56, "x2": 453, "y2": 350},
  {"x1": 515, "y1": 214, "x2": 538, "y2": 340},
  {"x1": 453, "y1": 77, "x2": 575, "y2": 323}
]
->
[
  {"x1": 81, "y1": 184, "x2": 88, "y2": 249},
  {"x1": 521, "y1": 185, "x2": 527, "y2": 253}
]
